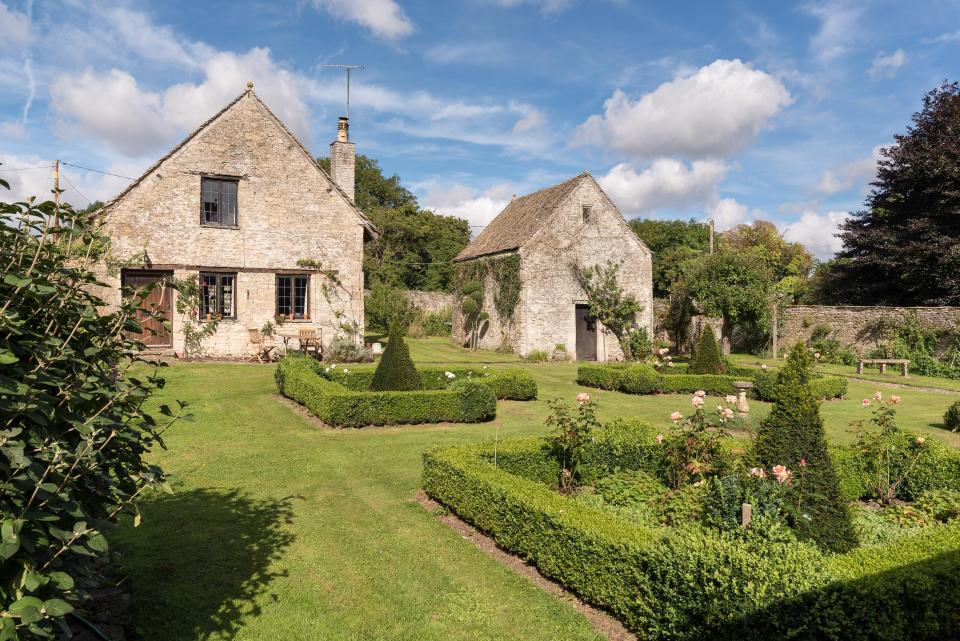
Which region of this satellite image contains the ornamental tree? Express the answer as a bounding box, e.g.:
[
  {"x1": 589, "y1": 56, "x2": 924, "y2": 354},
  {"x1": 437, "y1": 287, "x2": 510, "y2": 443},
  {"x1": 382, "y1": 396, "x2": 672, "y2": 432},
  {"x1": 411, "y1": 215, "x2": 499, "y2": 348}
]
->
[
  {"x1": 573, "y1": 260, "x2": 645, "y2": 361},
  {"x1": 369, "y1": 322, "x2": 421, "y2": 391},
  {"x1": 685, "y1": 251, "x2": 772, "y2": 354}
]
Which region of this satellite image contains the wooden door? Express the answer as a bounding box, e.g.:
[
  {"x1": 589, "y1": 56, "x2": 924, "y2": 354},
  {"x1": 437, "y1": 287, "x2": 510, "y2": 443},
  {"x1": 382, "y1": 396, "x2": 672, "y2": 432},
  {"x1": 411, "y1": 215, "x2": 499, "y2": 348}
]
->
[
  {"x1": 122, "y1": 270, "x2": 173, "y2": 346},
  {"x1": 575, "y1": 304, "x2": 597, "y2": 361}
]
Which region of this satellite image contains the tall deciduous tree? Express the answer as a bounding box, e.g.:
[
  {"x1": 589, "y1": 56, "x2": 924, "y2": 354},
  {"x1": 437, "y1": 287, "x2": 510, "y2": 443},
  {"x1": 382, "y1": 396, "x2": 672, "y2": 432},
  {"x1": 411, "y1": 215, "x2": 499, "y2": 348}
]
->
[
  {"x1": 831, "y1": 81, "x2": 960, "y2": 305},
  {"x1": 318, "y1": 155, "x2": 470, "y2": 292},
  {"x1": 720, "y1": 220, "x2": 813, "y2": 303},
  {"x1": 629, "y1": 218, "x2": 710, "y2": 298},
  {"x1": 685, "y1": 252, "x2": 772, "y2": 354}
]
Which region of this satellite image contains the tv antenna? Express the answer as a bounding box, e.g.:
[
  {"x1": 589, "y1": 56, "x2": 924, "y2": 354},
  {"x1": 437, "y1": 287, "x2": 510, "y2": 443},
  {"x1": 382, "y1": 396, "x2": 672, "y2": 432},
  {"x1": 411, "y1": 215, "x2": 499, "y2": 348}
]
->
[{"x1": 322, "y1": 63, "x2": 364, "y2": 119}]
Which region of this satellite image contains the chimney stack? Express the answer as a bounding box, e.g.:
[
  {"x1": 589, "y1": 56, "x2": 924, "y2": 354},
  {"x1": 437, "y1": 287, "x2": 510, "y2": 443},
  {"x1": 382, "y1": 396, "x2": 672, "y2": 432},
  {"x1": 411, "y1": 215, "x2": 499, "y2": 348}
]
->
[{"x1": 329, "y1": 116, "x2": 355, "y2": 202}]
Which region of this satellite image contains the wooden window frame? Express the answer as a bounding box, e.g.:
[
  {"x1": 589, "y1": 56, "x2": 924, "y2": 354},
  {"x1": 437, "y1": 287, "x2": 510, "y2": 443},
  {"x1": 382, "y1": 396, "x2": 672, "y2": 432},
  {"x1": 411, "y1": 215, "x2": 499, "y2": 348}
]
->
[
  {"x1": 276, "y1": 274, "x2": 311, "y2": 321},
  {"x1": 199, "y1": 272, "x2": 237, "y2": 320},
  {"x1": 200, "y1": 177, "x2": 239, "y2": 227}
]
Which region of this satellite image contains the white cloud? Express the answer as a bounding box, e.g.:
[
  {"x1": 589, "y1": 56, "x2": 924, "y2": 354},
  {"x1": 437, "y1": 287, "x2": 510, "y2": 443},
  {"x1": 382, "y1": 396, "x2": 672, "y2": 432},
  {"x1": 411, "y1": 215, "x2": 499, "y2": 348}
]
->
[
  {"x1": 424, "y1": 41, "x2": 509, "y2": 65},
  {"x1": 418, "y1": 181, "x2": 513, "y2": 231},
  {"x1": 867, "y1": 49, "x2": 905, "y2": 79},
  {"x1": 0, "y1": 120, "x2": 25, "y2": 139},
  {"x1": 805, "y1": 1, "x2": 863, "y2": 63},
  {"x1": 926, "y1": 30, "x2": 960, "y2": 44},
  {"x1": 598, "y1": 159, "x2": 727, "y2": 215},
  {"x1": 311, "y1": 0, "x2": 414, "y2": 40},
  {"x1": 512, "y1": 107, "x2": 545, "y2": 133},
  {"x1": 815, "y1": 145, "x2": 882, "y2": 194},
  {"x1": 782, "y1": 210, "x2": 848, "y2": 258},
  {"x1": 574, "y1": 59, "x2": 791, "y2": 160},
  {"x1": 0, "y1": 2, "x2": 31, "y2": 50},
  {"x1": 49, "y1": 48, "x2": 313, "y2": 156},
  {"x1": 708, "y1": 198, "x2": 763, "y2": 231},
  {"x1": 0, "y1": 153, "x2": 140, "y2": 207},
  {"x1": 99, "y1": 7, "x2": 214, "y2": 70}
]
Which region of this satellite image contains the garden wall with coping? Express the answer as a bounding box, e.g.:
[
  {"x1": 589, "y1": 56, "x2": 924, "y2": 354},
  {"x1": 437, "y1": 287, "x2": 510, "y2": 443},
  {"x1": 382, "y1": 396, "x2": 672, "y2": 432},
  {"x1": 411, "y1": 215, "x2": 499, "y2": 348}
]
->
[
  {"x1": 422, "y1": 426, "x2": 960, "y2": 640},
  {"x1": 782, "y1": 305, "x2": 960, "y2": 354},
  {"x1": 365, "y1": 289, "x2": 456, "y2": 316}
]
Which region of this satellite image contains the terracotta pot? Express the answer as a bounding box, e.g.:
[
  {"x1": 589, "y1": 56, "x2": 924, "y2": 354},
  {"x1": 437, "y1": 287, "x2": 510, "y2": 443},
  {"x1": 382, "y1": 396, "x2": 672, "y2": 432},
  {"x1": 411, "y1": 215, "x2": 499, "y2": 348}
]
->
[{"x1": 206, "y1": 313, "x2": 212, "y2": 321}]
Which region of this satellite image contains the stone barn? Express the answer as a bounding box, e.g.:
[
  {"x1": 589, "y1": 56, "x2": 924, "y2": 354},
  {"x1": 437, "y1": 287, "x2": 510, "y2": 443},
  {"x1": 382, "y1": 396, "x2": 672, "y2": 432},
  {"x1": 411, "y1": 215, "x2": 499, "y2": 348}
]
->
[
  {"x1": 452, "y1": 172, "x2": 653, "y2": 361},
  {"x1": 93, "y1": 84, "x2": 377, "y2": 357}
]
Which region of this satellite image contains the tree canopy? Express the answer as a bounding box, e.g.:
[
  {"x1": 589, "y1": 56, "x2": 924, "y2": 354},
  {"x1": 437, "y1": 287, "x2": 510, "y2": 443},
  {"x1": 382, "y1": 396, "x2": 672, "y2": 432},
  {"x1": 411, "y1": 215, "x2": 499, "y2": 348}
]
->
[
  {"x1": 828, "y1": 81, "x2": 960, "y2": 305},
  {"x1": 629, "y1": 218, "x2": 710, "y2": 298},
  {"x1": 720, "y1": 221, "x2": 813, "y2": 303},
  {"x1": 318, "y1": 154, "x2": 470, "y2": 292}
]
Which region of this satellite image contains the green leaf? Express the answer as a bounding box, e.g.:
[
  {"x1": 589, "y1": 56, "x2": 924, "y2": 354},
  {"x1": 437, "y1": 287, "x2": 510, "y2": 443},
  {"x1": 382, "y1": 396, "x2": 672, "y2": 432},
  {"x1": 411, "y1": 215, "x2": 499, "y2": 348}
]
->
[
  {"x1": 9, "y1": 596, "x2": 43, "y2": 623},
  {"x1": 3, "y1": 274, "x2": 31, "y2": 288},
  {"x1": 42, "y1": 599, "x2": 74, "y2": 617},
  {"x1": 48, "y1": 571, "x2": 74, "y2": 590},
  {"x1": 0, "y1": 349, "x2": 17, "y2": 365}
]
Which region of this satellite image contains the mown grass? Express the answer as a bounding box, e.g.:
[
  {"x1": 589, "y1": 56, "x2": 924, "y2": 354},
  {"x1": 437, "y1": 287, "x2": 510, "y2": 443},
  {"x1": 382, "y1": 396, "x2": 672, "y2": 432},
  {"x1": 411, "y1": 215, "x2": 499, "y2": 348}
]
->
[{"x1": 116, "y1": 339, "x2": 960, "y2": 640}]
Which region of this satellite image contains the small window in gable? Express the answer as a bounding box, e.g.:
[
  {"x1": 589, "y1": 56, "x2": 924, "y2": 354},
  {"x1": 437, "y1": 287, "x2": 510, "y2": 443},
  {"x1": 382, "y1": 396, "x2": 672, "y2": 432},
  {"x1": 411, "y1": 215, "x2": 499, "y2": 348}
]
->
[
  {"x1": 201, "y1": 178, "x2": 238, "y2": 226},
  {"x1": 582, "y1": 203, "x2": 593, "y2": 223}
]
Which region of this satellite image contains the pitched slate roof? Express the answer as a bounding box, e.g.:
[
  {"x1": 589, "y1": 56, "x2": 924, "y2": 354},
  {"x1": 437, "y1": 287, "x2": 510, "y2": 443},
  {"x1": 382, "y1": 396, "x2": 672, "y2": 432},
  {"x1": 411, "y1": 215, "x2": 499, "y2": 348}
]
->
[
  {"x1": 97, "y1": 87, "x2": 378, "y2": 239},
  {"x1": 454, "y1": 173, "x2": 587, "y2": 262}
]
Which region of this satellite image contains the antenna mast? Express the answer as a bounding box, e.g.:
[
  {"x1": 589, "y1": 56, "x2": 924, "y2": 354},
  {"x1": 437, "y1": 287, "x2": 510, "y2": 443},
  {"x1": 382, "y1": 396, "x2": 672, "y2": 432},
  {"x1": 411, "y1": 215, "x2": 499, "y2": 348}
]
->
[{"x1": 322, "y1": 63, "x2": 364, "y2": 119}]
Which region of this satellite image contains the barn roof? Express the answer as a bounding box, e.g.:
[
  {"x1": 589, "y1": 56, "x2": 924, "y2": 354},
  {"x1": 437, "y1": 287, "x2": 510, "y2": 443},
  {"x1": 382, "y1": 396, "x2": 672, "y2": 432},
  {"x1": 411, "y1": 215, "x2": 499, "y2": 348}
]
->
[{"x1": 454, "y1": 173, "x2": 588, "y2": 262}]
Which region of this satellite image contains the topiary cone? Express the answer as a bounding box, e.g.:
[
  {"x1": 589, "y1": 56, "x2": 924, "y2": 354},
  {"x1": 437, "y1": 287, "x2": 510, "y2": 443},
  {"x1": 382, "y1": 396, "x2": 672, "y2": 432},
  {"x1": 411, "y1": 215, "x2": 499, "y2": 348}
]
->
[{"x1": 369, "y1": 322, "x2": 421, "y2": 391}]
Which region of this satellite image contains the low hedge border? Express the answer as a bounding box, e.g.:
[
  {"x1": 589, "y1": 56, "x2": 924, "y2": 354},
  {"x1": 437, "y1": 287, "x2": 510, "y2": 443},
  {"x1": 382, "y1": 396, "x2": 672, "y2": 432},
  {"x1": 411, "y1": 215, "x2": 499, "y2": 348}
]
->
[
  {"x1": 322, "y1": 365, "x2": 538, "y2": 401},
  {"x1": 422, "y1": 429, "x2": 960, "y2": 640},
  {"x1": 276, "y1": 357, "x2": 496, "y2": 427},
  {"x1": 577, "y1": 363, "x2": 847, "y2": 401}
]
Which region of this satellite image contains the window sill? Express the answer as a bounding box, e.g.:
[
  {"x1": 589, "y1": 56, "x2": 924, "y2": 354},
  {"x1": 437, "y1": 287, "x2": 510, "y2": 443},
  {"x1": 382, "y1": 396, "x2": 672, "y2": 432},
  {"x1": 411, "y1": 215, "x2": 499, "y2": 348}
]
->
[
  {"x1": 200, "y1": 224, "x2": 240, "y2": 230},
  {"x1": 277, "y1": 319, "x2": 315, "y2": 324}
]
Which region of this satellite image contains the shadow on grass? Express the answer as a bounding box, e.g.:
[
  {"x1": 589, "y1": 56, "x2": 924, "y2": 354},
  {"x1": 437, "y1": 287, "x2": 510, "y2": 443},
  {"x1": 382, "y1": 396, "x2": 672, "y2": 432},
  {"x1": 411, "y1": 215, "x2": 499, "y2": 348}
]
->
[{"x1": 123, "y1": 488, "x2": 296, "y2": 640}]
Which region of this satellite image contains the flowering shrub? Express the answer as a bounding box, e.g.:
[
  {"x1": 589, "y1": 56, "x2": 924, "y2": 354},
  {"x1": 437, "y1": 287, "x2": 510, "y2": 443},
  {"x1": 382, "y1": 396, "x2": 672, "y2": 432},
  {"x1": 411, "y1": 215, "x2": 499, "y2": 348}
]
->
[
  {"x1": 546, "y1": 394, "x2": 600, "y2": 494},
  {"x1": 660, "y1": 393, "x2": 735, "y2": 488}
]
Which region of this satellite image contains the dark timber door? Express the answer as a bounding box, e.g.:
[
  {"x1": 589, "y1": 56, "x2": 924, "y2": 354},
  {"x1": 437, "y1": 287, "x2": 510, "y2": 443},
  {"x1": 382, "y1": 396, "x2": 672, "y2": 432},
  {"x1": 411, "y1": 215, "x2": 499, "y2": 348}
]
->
[
  {"x1": 575, "y1": 304, "x2": 597, "y2": 361},
  {"x1": 122, "y1": 270, "x2": 173, "y2": 347}
]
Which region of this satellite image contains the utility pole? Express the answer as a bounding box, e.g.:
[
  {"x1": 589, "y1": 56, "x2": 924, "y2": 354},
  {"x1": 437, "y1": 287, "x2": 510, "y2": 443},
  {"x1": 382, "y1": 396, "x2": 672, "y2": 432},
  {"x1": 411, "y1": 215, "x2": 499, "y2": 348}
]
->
[
  {"x1": 707, "y1": 218, "x2": 715, "y2": 254},
  {"x1": 322, "y1": 63, "x2": 364, "y2": 119},
  {"x1": 52, "y1": 159, "x2": 60, "y2": 229}
]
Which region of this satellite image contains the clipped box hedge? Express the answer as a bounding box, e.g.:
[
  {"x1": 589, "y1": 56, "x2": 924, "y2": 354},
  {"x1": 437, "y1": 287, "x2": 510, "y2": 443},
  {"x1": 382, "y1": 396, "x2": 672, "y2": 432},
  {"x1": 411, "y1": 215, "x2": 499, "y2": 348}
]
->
[
  {"x1": 577, "y1": 363, "x2": 847, "y2": 401},
  {"x1": 422, "y1": 426, "x2": 960, "y2": 640},
  {"x1": 276, "y1": 357, "x2": 496, "y2": 427},
  {"x1": 322, "y1": 365, "x2": 538, "y2": 401}
]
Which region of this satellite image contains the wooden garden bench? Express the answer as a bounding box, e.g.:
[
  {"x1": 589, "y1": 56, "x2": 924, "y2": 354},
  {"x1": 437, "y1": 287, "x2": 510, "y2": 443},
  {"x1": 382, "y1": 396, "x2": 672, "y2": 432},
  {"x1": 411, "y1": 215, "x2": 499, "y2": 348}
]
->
[{"x1": 856, "y1": 358, "x2": 910, "y2": 377}]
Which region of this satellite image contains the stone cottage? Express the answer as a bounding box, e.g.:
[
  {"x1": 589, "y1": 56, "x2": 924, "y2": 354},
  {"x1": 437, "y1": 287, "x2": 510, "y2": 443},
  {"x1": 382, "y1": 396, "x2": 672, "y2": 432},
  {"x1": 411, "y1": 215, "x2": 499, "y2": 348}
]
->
[
  {"x1": 452, "y1": 172, "x2": 653, "y2": 361},
  {"x1": 94, "y1": 84, "x2": 377, "y2": 357}
]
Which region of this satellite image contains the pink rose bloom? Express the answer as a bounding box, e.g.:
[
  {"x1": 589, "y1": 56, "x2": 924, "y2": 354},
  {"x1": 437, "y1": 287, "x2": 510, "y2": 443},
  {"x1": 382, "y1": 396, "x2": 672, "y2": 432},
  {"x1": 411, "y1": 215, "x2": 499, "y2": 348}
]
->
[
  {"x1": 749, "y1": 467, "x2": 766, "y2": 479},
  {"x1": 656, "y1": 433, "x2": 665, "y2": 443},
  {"x1": 667, "y1": 361, "x2": 675, "y2": 367},
  {"x1": 659, "y1": 347, "x2": 670, "y2": 356},
  {"x1": 814, "y1": 352, "x2": 821, "y2": 359},
  {"x1": 862, "y1": 399, "x2": 871, "y2": 407},
  {"x1": 890, "y1": 395, "x2": 901, "y2": 404},
  {"x1": 761, "y1": 364, "x2": 768, "y2": 370},
  {"x1": 722, "y1": 408, "x2": 734, "y2": 419},
  {"x1": 576, "y1": 392, "x2": 591, "y2": 404},
  {"x1": 772, "y1": 464, "x2": 792, "y2": 484},
  {"x1": 799, "y1": 458, "x2": 807, "y2": 467},
  {"x1": 694, "y1": 390, "x2": 706, "y2": 398},
  {"x1": 725, "y1": 395, "x2": 736, "y2": 404},
  {"x1": 916, "y1": 437, "x2": 926, "y2": 445},
  {"x1": 670, "y1": 411, "x2": 683, "y2": 422},
  {"x1": 873, "y1": 391, "x2": 883, "y2": 401},
  {"x1": 691, "y1": 396, "x2": 704, "y2": 408}
]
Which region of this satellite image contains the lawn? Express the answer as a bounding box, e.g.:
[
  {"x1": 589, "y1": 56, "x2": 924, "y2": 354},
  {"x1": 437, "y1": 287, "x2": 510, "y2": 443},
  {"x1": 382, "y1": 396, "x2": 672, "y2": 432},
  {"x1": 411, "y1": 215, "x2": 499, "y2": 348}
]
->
[{"x1": 116, "y1": 339, "x2": 960, "y2": 640}]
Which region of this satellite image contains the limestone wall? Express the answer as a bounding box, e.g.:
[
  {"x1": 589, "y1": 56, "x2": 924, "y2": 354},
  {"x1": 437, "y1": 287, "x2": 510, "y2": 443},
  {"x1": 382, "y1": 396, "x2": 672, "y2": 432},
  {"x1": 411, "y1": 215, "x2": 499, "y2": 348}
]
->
[
  {"x1": 97, "y1": 91, "x2": 367, "y2": 358},
  {"x1": 781, "y1": 305, "x2": 960, "y2": 353},
  {"x1": 403, "y1": 290, "x2": 455, "y2": 315}
]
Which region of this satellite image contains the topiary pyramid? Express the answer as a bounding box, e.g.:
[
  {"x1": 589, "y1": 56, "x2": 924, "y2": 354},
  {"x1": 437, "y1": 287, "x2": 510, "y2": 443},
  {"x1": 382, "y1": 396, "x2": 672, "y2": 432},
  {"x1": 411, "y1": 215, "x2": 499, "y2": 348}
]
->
[
  {"x1": 755, "y1": 342, "x2": 857, "y2": 553},
  {"x1": 369, "y1": 322, "x2": 422, "y2": 391},
  {"x1": 688, "y1": 326, "x2": 726, "y2": 374}
]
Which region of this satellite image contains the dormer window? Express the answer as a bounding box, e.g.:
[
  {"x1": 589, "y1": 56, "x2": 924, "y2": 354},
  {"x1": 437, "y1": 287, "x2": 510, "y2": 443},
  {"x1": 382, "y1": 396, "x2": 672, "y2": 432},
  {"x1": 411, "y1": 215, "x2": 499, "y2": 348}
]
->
[{"x1": 201, "y1": 177, "x2": 238, "y2": 226}]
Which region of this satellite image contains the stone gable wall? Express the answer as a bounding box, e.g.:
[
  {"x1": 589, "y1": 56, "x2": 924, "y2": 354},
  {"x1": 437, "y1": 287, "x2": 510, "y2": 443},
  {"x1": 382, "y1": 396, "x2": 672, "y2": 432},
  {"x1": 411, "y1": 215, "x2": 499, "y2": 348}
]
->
[
  {"x1": 97, "y1": 92, "x2": 367, "y2": 357},
  {"x1": 453, "y1": 177, "x2": 653, "y2": 360},
  {"x1": 781, "y1": 305, "x2": 960, "y2": 353}
]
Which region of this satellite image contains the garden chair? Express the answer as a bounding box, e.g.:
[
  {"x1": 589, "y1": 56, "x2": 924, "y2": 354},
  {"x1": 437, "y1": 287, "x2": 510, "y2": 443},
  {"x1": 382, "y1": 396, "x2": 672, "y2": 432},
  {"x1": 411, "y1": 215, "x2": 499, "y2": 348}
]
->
[
  {"x1": 248, "y1": 328, "x2": 276, "y2": 363},
  {"x1": 299, "y1": 328, "x2": 321, "y2": 359}
]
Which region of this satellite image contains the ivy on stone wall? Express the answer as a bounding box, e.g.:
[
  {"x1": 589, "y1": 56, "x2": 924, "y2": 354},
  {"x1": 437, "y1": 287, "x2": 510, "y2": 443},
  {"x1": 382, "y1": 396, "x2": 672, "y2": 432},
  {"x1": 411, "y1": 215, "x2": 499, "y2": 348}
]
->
[{"x1": 453, "y1": 254, "x2": 522, "y2": 323}]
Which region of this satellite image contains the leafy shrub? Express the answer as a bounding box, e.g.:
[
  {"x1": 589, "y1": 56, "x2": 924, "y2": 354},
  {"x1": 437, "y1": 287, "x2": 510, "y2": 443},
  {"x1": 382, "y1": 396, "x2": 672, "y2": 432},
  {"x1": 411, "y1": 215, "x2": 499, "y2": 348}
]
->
[
  {"x1": 865, "y1": 311, "x2": 960, "y2": 379},
  {"x1": 546, "y1": 396, "x2": 599, "y2": 493},
  {"x1": 364, "y1": 283, "x2": 416, "y2": 333},
  {"x1": 576, "y1": 363, "x2": 628, "y2": 390},
  {"x1": 752, "y1": 368, "x2": 846, "y2": 401},
  {"x1": 323, "y1": 365, "x2": 537, "y2": 401},
  {"x1": 277, "y1": 356, "x2": 495, "y2": 426},
  {"x1": 628, "y1": 326, "x2": 652, "y2": 361},
  {"x1": 945, "y1": 399, "x2": 960, "y2": 432},
  {"x1": 0, "y1": 191, "x2": 187, "y2": 638},
  {"x1": 524, "y1": 349, "x2": 550, "y2": 363},
  {"x1": 661, "y1": 394, "x2": 734, "y2": 487},
  {"x1": 689, "y1": 326, "x2": 726, "y2": 374},
  {"x1": 369, "y1": 324, "x2": 420, "y2": 391},
  {"x1": 325, "y1": 336, "x2": 374, "y2": 363},
  {"x1": 617, "y1": 365, "x2": 664, "y2": 394},
  {"x1": 755, "y1": 343, "x2": 857, "y2": 553},
  {"x1": 419, "y1": 308, "x2": 453, "y2": 337},
  {"x1": 807, "y1": 323, "x2": 858, "y2": 366}
]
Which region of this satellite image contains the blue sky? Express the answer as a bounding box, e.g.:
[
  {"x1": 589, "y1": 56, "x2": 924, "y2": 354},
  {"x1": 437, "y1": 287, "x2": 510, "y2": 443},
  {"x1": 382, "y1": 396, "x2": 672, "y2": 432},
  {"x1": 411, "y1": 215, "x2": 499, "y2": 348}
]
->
[{"x1": 1, "y1": 0, "x2": 959, "y2": 257}]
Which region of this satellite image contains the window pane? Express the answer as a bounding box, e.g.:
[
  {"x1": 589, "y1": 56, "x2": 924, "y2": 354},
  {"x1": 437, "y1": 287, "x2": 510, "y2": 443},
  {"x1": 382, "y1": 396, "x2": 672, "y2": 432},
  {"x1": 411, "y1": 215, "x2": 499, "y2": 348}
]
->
[
  {"x1": 202, "y1": 181, "x2": 220, "y2": 224},
  {"x1": 221, "y1": 275, "x2": 234, "y2": 317},
  {"x1": 201, "y1": 274, "x2": 218, "y2": 317},
  {"x1": 221, "y1": 181, "x2": 237, "y2": 226},
  {"x1": 294, "y1": 276, "x2": 308, "y2": 319},
  {"x1": 277, "y1": 276, "x2": 292, "y2": 317}
]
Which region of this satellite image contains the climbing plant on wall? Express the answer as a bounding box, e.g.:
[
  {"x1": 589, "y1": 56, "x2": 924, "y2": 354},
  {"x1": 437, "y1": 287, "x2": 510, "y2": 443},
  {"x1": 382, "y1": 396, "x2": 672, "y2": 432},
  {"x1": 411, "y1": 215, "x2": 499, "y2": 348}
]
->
[{"x1": 453, "y1": 254, "x2": 522, "y2": 323}]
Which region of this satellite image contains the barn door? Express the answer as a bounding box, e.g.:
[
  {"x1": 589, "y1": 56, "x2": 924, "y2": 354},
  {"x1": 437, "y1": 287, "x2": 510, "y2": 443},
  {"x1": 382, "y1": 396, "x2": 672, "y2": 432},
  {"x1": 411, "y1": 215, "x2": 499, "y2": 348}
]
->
[
  {"x1": 122, "y1": 270, "x2": 173, "y2": 346},
  {"x1": 575, "y1": 304, "x2": 597, "y2": 361}
]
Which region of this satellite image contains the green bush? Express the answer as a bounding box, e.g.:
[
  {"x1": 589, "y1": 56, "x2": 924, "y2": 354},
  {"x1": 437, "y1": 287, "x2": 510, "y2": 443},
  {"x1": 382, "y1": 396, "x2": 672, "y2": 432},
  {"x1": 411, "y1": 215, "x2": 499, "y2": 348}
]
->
[
  {"x1": 945, "y1": 400, "x2": 960, "y2": 432},
  {"x1": 370, "y1": 324, "x2": 421, "y2": 391},
  {"x1": 325, "y1": 336, "x2": 374, "y2": 363},
  {"x1": 576, "y1": 363, "x2": 628, "y2": 390},
  {"x1": 755, "y1": 343, "x2": 857, "y2": 553},
  {"x1": 364, "y1": 283, "x2": 416, "y2": 333},
  {"x1": 617, "y1": 365, "x2": 664, "y2": 394},
  {"x1": 525, "y1": 349, "x2": 550, "y2": 363},
  {"x1": 689, "y1": 326, "x2": 726, "y2": 374},
  {"x1": 423, "y1": 435, "x2": 960, "y2": 640},
  {"x1": 323, "y1": 365, "x2": 536, "y2": 401},
  {"x1": 277, "y1": 356, "x2": 496, "y2": 426}
]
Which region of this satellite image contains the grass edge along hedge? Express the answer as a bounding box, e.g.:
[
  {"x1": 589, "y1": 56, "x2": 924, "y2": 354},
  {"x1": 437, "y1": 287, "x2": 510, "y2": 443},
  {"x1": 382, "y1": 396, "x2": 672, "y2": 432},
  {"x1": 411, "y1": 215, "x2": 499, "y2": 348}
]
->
[
  {"x1": 422, "y1": 433, "x2": 960, "y2": 641},
  {"x1": 276, "y1": 356, "x2": 496, "y2": 427},
  {"x1": 322, "y1": 364, "x2": 537, "y2": 401},
  {"x1": 576, "y1": 362, "x2": 847, "y2": 401}
]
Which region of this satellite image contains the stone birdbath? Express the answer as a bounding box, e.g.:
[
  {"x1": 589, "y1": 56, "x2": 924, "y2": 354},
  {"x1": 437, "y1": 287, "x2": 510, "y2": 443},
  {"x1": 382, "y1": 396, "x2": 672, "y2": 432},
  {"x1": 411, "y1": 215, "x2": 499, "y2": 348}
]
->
[{"x1": 731, "y1": 381, "x2": 753, "y2": 416}]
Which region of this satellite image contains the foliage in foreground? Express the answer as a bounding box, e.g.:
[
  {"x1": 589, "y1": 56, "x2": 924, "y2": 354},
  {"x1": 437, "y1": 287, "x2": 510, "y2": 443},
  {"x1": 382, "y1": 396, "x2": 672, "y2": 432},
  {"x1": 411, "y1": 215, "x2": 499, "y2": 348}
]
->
[
  {"x1": 755, "y1": 344, "x2": 857, "y2": 553},
  {"x1": 369, "y1": 324, "x2": 421, "y2": 391},
  {"x1": 0, "y1": 189, "x2": 186, "y2": 638}
]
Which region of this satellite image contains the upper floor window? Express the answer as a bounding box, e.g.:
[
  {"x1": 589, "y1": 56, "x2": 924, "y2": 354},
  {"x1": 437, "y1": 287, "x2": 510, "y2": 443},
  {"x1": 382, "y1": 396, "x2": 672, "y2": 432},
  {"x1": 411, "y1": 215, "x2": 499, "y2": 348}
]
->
[
  {"x1": 201, "y1": 178, "x2": 238, "y2": 226},
  {"x1": 200, "y1": 272, "x2": 236, "y2": 319}
]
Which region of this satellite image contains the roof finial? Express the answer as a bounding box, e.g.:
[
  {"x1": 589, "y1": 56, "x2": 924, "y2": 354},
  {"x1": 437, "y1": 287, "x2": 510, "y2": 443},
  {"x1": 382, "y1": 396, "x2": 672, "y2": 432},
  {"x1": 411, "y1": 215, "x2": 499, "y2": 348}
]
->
[{"x1": 246, "y1": 81, "x2": 254, "y2": 89}]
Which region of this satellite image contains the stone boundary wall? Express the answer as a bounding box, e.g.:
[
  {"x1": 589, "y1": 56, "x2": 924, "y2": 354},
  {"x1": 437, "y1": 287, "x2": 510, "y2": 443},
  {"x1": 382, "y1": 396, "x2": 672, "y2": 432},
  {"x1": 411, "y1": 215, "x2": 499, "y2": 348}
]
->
[
  {"x1": 364, "y1": 289, "x2": 455, "y2": 316},
  {"x1": 782, "y1": 305, "x2": 960, "y2": 353}
]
